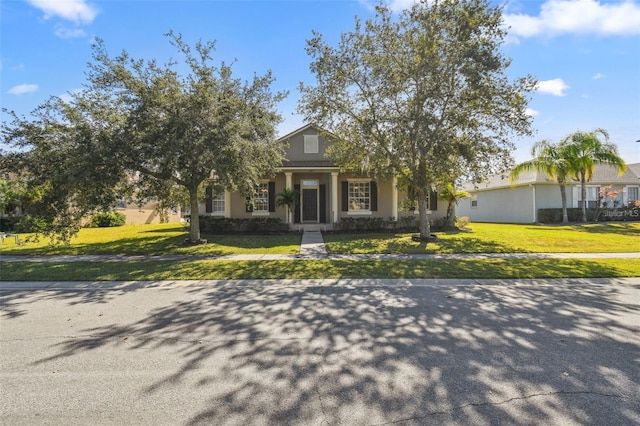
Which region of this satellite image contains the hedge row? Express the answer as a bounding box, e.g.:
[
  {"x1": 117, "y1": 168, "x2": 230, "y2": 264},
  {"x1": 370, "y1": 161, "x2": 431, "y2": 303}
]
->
[
  {"x1": 537, "y1": 207, "x2": 640, "y2": 223},
  {"x1": 335, "y1": 216, "x2": 419, "y2": 232},
  {"x1": 199, "y1": 217, "x2": 291, "y2": 234}
]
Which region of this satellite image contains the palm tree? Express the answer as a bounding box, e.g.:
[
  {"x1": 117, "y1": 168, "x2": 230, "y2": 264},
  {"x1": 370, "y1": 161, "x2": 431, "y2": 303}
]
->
[
  {"x1": 510, "y1": 140, "x2": 572, "y2": 223},
  {"x1": 276, "y1": 188, "x2": 299, "y2": 224},
  {"x1": 562, "y1": 129, "x2": 626, "y2": 222},
  {"x1": 438, "y1": 182, "x2": 469, "y2": 229}
]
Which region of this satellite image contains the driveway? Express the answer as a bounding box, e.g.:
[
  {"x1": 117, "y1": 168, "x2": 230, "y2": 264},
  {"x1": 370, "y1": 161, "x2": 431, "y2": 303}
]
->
[{"x1": 1, "y1": 278, "x2": 639, "y2": 425}]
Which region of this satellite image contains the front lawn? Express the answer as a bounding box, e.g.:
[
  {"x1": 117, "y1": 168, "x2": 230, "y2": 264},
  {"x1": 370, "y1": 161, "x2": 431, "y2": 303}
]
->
[
  {"x1": 324, "y1": 222, "x2": 640, "y2": 254},
  {"x1": 3, "y1": 258, "x2": 639, "y2": 280},
  {"x1": 0, "y1": 223, "x2": 301, "y2": 255}
]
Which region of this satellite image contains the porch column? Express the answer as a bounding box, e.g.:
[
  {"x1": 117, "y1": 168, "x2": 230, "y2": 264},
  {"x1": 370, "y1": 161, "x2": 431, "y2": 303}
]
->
[
  {"x1": 285, "y1": 172, "x2": 292, "y2": 223},
  {"x1": 224, "y1": 190, "x2": 231, "y2": 218},
  {"x1": 285, "y1": 172, "x2": 292, "y2": 190},
  {"x1": 391, "y1": 175, "x2": 398, "y2": 221},
  {"x1": 331, "y1": 172, "x2": 339, "y2": 223}
]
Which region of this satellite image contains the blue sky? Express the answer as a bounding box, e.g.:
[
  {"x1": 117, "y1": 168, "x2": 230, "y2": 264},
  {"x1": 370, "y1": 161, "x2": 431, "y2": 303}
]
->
[{"x1": 1, "y1": 0, "x2": 639, "y2": 164}]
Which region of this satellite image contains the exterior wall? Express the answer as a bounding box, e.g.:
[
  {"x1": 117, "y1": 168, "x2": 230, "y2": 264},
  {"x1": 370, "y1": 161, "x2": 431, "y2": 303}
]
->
[
  {"x1": 119, "y1": 202, "x2": 182, "y2": 225},
  {"x1": 458, "y1": 186, "x2": 536, "y2": 223},
  {"x1": 284, "y1": 127, "x2": 330, "y2": 162}
]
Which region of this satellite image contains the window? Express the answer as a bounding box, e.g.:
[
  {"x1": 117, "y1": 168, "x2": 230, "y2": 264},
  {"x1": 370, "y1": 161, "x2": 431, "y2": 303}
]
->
[
  {"x1": 115, "y1": 194, "x2": 126, "y2": 210},
  {"x1": 304, "y1": 135, "x2": 319, "y2": 154},
  {"x1": 254, "y1": 182, "x2": 270, "y2": 212},
  {"x1": 574, "y1": 186, "x2": 600, "y2": 209},
  {"x1": 349, "y1": 181, "x2": 370, "y2": 211},
  {"x1": 471, "y1": 198, "x2": 478, "y2": 208},
  {"x1": 206, "y1": 186, "x2": 225, "y2": 214},
  {"x1": 627, "y1": 187, "x2": 639, "y2": 206}
]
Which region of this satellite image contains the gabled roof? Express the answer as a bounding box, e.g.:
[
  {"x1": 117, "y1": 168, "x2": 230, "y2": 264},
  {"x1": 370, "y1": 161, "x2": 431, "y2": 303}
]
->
[
  {"x1": 462, "y1": 162, "x2": 640, "y2": 192},
  {"x1": 276, "y1": 123, "x2": 319, "y2": 142}
]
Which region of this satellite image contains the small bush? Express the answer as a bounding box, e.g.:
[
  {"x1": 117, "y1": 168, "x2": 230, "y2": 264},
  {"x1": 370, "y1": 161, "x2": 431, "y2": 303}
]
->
[
  {"x1": 455, "y1": 216, "x2": 470, "y2": 229},
  {"x1": 0, "y1": 217, "x2": 20, "y2": 232},
  {"x1": 90, "y1": 211, "x2": 126, "y2": 228}
]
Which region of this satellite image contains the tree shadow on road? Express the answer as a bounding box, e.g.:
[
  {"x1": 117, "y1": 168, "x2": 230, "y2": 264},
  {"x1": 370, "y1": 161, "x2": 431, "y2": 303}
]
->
[{"x1": 6, "y1": 279, "x2": 640, "y2": 424}]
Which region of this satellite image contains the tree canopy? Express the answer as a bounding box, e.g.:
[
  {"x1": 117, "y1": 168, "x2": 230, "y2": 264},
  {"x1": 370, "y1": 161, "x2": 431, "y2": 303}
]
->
[
  {"x1": 2, "y1": 32, "x2": 287, "y2": 243},
  {"x1": 561, "y1": 128, "x2": 626, "y2": 222},
  {"x1": 298, "y1": 0, "x2": 535, "y2": 238}
]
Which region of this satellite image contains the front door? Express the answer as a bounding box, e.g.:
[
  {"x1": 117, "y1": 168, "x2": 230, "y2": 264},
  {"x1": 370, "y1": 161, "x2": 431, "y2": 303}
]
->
[{"x1": 302, "y1": 188, "x2": 318, "y2": 222}]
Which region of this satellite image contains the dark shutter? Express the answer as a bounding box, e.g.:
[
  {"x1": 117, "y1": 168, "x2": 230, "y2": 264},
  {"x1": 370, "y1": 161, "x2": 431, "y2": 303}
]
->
[
  {"x1": 246, "y1": 195, "x2": 253, "y2": 213},
  {"x1": 205, "y1": 186, "x2": 213, "y2": 213},
  {"x1": 370, "y1": 181, "x2": 378, "y2": 212},
  {"x1": 319, "y1": 184, "x2": 327, "y2": 223},
  {"x1": 294, "y1": 184, "x2": 301, "y2": 223},
  {"x1": 430, "y1": 190, "x2": 438, "y2": 211},
  {"x1": 341, "y1": 181, "x2": 348, "y2": 212},
  {"x1": 268, "y1": 182, "x2": 276, "y2": 212}
]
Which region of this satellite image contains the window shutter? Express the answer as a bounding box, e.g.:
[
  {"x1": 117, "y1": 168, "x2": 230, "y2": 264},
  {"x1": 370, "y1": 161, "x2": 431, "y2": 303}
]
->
[
  {"x1": 268, "y1": 182, "x2": 276, "y2": 212},
  {"x1": 319, "y1": 184, "x2": 327, "y2": 223},
  {"x1": 294, "y1": 184, "x2": 301, "y2": 223},
  {"x1": 205, "y1": 186, "x2": 213, "y2": 213},
  {"x1": 371, "y1": 181, "x2": 378, "y2": 211},
  {"x1": 430, "y1": 190, "x2": 438, "y2": 211},
  {"x1": 341, "y1": 181, "x2": 348, "y2": 211},
  {"x1": 246, "y1": 196, "x2": 253, "y2": 213}
]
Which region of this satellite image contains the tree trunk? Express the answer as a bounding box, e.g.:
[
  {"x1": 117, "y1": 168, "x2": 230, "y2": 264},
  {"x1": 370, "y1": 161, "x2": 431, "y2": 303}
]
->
[
  {"x1": 446, "y1": 202, "x2": 455, "y2": 228},
  {"x1": 559, "y1": 183, "x2": 568, "y2": 223},
  {"x1": 189, "y1": 186, "x2": 201, "y2": 242},
  {"x1": 580, "y1": 173, "x2": 587, "y2": 222},
  {"x1": 417, "y1": 190, "x2": 431, "y2": 239}
]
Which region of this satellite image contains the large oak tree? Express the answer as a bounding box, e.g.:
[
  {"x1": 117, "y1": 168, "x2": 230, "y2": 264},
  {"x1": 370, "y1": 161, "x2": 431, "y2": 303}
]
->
[
  {"x1": 298, "y1": 0, "x2": 535, "y2": 238},
  {"x1": 2, "y1": 32, "x2": 287, "y2": 243}
]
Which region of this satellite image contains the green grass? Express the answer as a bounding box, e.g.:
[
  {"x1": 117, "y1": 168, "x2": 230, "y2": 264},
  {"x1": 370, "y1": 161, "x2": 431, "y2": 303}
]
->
[
  {"x1": 0, "y1": 223, "x2": 301, "y2": 255},
  {"x1": 2, "y1": 258, "x2": 639, "y2": 280},
  {"x1": 324, "y1": 222, "x2": 640, "y2": 254},
  {"x1": 1, "y1": 222, "x2": 638, "y2": 281}
]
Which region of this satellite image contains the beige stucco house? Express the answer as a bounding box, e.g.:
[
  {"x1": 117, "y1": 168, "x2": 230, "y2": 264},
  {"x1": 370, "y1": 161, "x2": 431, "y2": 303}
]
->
[
  {"x1": 197, "y1": 124, "x2": 444, "y2": 228},
  {"x1": 457, "y1": 163, "x2": 640, "y2": 223}
]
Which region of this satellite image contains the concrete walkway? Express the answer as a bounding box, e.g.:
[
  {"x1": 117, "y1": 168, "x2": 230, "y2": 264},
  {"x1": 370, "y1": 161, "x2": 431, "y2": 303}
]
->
[{"x1": 298, "y1": 228, "x2": 328, "y2": 257}]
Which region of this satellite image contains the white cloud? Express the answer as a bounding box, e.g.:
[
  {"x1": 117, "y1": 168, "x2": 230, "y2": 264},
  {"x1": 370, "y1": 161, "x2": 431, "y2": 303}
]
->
[
  {"x1": 387, "y1": 0, "x2": 419, "y2": 13},
  {"x1": 27, "y1": 0, "x2": 98, "y2": 24},
  {"x1": 8, "y1": 84, "x2": 39, "y2": 95},
  {"x1": 593, "y1": 72, "x2": 605, "y2": 80},
  {"x1": 504, "y1": 0, "x2": 640, "y2": 39},
  {"x1": 525, "y1": 108, "x2": 540, "y2": 117},
  {"x1": 536, "y1": 78, "x2": 570, "y2": 96},
  {"x1": 59, "y1": 89, "x2": 83, "y2": 104},
  {"x1": 54, "y1": 25, "x2": 87, "y2": 39}
]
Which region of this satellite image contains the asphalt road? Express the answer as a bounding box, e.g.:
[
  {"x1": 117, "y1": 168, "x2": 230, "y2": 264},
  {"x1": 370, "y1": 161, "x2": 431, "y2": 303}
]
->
[{"x1": 1, "y1": 278, "x2": 639, "y2": 425}]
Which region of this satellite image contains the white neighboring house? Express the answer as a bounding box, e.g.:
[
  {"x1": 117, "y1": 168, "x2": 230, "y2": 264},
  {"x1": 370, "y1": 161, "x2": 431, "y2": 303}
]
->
[{"x1": 457, "y1": 163, "x2": 640, "y2": 223}]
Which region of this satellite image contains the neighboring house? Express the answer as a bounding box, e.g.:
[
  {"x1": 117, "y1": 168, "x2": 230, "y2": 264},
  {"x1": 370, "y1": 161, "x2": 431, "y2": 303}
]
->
[
  {"x1": 457, "y1": 163, "x2": 640, "y2": 223},
  {"x1": 114, "y1": 195, "x2": 182, "y2": 225},
  {"x1": 198, "y1": 124, "x2": 444, "y2": 228}
]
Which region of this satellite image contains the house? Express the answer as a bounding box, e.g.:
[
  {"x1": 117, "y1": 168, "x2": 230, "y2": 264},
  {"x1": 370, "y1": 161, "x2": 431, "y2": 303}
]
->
[
  {"x1": 198, "y1": 124, "x2": 444, "y2": 228},
  {"x1": 457, "y1": 163, "x2": 640, "y2": 223},
  {"x1": 114, "y1": 196, "x2": 182, "y2": 225}
]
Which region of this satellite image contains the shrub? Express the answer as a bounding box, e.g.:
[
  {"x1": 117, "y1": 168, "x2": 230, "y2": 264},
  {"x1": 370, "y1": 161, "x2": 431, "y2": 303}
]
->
[
  {"x1": 199, "y1": 217, "x2": 290, "y2": 234},
  {"x1": 455, "y1": 216, "x2": 470, "y2": 229},
  {"x1": 536, "y1": 208, "x2": 640, "y2": 223},
  {"x1": 90, "y1": 211, "x2": 126, "y2": 228},
  {"x1": 0, "y1": 217, "x2": 20, "y2": 232},
  {"x1": 336, "y1": 216, "x2": 418, "y2": 232}
]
